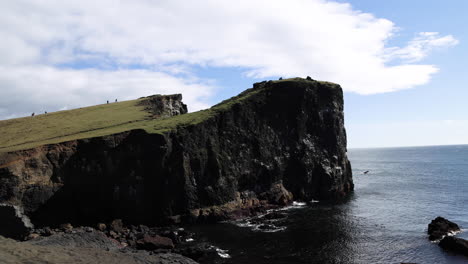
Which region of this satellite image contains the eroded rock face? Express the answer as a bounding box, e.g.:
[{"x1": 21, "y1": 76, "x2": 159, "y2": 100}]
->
[
  {"x1": 137, "y1": 94, "x2": 188, "y2": 117},
  {"x1": 0, "y1": 79, "x2": 353, "y2": 227}
]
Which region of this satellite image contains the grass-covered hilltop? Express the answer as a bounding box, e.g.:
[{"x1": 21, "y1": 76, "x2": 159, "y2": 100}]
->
[
  {"x1": 0, "y1": 93, "x2": 190, "y2": 153},
  {"x1": 0, "y1": 77, "x2": 338, "y2": 153}
]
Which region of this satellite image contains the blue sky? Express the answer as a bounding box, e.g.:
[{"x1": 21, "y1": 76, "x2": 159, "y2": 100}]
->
[
  {"x1": 339, "y1": 0, "x2": 468, "y2": 148},
  {"x1": 0, "y1": 0, "x2": 465, "y2": 148}
]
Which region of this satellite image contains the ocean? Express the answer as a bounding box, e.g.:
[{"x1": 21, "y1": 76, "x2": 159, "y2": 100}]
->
[{"x1": 187, "y1": 145, "x2": 468, "y2": 263}]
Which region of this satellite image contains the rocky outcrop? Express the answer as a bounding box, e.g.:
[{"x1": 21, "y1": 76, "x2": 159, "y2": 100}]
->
[
  {"x1": 0, "y1": 78, "x2": 353, "y2": 228},
  {"x1": 137, "y1": 94, "x2": 188, "y2": 117},
  {"x1": 427, "y1": 217, "x2": 468, "y2": 258},
  {"x1": 428, "y1": 216, "x2": 460, "y2": 241}
]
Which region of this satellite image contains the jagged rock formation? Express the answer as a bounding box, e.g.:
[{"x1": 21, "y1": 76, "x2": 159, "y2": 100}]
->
[
  {"x1": 0, "y1": 78, "x2": 353, "y2": 228},
  {"x1": 138, "y1": 94, "x2": 188, "y2": 118}
]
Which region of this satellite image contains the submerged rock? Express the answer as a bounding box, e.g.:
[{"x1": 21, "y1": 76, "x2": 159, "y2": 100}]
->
[
  {"x1": 428, "y1": 216, "x2": 460, "y2": 241},
  {"x1": 439, "y1": 236, "x2": 468, "y2": 257}
]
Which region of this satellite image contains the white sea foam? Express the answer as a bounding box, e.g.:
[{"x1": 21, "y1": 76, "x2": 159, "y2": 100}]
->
[
  {"x1": 216, "y1": 248, "x2": 231, "y2": 258},
  {"x1": 278, "y1": 201, "x2": 307, "y2": 211},
  {"x1": 208, "y1": 246, "x2": 231, "y2": 258},
  {"x1": 185, "y1": 238, "x2": 194, "y2": 242},
  {"x1": 293, "y1": 201, "x2": 306, "y2": 206},
  {"x1": 256, "y1": 226, "x2": 287, "y2": 233},
  {"x1": 429, "y1": 229, "x2": 464, "y2": 243},
  {"x1": 447, "y1": 230, "x2": 462, "y2": 236}
]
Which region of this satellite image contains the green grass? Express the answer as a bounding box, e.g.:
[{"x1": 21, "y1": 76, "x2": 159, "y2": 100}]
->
[
  {"x1": 0, "y1": 78, "x2": 332, "y2": 153},
  {"x1": 0, "y1": 99, "x2": 155, "y2": 153},
  {"x1": 0, "y1": 84, "x2": 264, "y2": 153}
]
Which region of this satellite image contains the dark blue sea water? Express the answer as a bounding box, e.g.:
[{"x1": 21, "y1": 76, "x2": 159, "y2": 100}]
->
[{"x1": 188, "y1": 145, "x2": 468, "y2": 263}]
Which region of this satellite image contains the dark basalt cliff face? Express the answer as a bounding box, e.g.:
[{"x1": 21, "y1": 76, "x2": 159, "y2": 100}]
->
[{"x1": 0, "y1": 78, "x2": 353, "y2": 227}]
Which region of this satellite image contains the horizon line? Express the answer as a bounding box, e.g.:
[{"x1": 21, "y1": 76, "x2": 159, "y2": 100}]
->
[{"x1": 348, "y1": 143, "x2": 468, "y2": 150}]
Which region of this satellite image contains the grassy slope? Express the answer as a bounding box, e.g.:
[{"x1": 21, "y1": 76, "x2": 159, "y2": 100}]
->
[
  {"x1": 0, "y1": 99, "x2": 152, "y2": 153},
  {"x1": 0, "y1": 78, "x2": 334, "y2": 153}
]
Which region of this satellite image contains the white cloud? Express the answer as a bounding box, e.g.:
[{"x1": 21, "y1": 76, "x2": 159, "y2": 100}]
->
[
  {"x1": 0, "y1": 0, "x2": 459, "y2": 119},
  {"x1": 0, "y1": 66, "x2": 214, "y2": 119},
  {"x1": 385, "y1": 32, "x2": 459, "y2": 62}
]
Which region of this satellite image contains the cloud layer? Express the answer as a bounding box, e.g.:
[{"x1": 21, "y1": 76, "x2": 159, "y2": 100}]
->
[{"x1": 0, "y1": 0, "x2": 458, "y2": 118}]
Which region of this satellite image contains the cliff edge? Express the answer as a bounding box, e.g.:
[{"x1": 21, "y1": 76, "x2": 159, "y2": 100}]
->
[{"x1": 0, "y1": 78, "x2": 353, "y2": 228}]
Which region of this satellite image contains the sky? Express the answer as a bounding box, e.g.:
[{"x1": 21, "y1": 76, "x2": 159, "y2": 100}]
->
[{"x1": 0, "y1": 0, "x2": 466, "y2": 148}]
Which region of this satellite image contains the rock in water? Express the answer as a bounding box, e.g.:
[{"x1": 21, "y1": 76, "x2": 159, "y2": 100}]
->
[
  {"x1": 439, "y1": 236, "x2": 468, "y2": 257},
  {"x1": 0, "y1": 78, "x2": 353, "y2": 225},
  {"x1": 0, "y1": 204, "x2": 33, "y2": 239},
  {"x1": 428, "y1": 216, "x2": 460, "y2": 241}
]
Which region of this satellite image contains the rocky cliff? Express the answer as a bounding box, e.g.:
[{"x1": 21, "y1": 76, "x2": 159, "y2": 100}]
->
[{"x1": 0, "y1": 78, "x2": 353, "y2": 228}]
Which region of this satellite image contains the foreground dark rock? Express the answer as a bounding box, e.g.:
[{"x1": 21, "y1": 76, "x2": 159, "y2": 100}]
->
[
  {"x1": 136, "y1": 234, "x2": 175, "y2": 250},
  {"x1": 439, "y1": 236, "x2": 468, "y2": 257},
  {"x1": 428, "y1": 216, "x2": 460, "y2": 241},
  {"x1": 427, "y1": 217, "x2": 468, "y2": 258},
  {"x1": 22, "y1": 219, "x2": 223, "y2": 263},
  {"x1": 0, "y1": 78, "x2": 353, "y2": 228},
  {"x1": 1, "y1": 234, "x2": 198, "y2": 264}
]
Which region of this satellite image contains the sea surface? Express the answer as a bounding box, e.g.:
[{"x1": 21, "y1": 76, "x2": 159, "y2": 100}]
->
[{"x1": 187, "y1": 145, "x2": 468, "y2": 263}]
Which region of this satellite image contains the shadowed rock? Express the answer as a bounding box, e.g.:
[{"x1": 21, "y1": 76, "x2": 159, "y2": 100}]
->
[
  {"x1": 0, "y1": 204, "x2": 33, "y2": 239},
  {"x1": 439, "y1": 236, "x2": 468, "y2": 257},
  {"x1": 136, "y1": 234, "x2": 174, "y2": 250}
]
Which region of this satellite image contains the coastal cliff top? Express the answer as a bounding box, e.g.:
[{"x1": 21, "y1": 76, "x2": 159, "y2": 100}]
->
[{"x1": 0, "y1": 78, "x2": 340, "y2": 153}]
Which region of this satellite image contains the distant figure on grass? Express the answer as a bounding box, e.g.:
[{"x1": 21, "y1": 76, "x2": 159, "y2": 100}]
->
[
  {"x1": 45, "y1": 111, "x2": 47, "y2": 114},
  {"x1": 279, "y1": 77, "x2": 283, "y2": 80},
  {"x1": 115, "y1": 99, "x2": 117, "y2": 102},
  {"x1": 107, "y1": 100, "x2": 109, "y2": 104},
  {"x1": 31, "y1": 112, "x2": 35, "y2": 117}
]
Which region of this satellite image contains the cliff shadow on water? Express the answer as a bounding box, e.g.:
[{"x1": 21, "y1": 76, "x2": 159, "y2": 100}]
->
[{"x1": 0, "y1": 78, "x2": 353, "y2": 231}]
